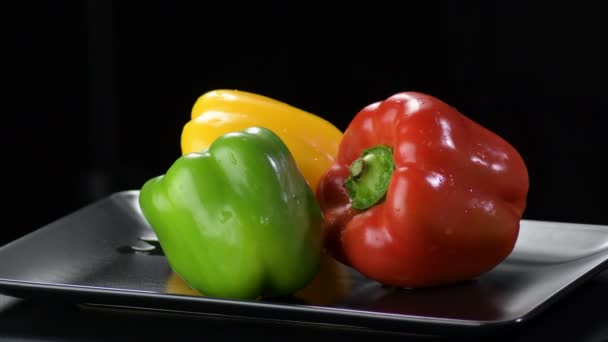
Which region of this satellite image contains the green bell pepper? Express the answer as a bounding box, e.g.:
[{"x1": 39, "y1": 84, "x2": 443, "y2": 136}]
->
[{"x1": 138, "y1": 126, "x2": 323, "y2": 300}]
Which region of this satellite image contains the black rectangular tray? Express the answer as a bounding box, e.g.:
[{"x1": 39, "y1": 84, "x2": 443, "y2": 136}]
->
[{"x1": 1, "y1": 191, "x2": 608, "y2": 336}]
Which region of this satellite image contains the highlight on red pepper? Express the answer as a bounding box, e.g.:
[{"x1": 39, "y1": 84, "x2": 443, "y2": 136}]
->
[{"x1": 316, "y1": 91, "x2": 529, "y2": 288}]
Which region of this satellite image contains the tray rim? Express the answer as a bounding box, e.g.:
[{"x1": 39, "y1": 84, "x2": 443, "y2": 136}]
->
[{"x1": 0, "y1": 277, "x2": 522, "y2": 336}]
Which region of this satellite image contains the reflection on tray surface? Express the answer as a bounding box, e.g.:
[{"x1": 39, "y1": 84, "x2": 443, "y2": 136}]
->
[{"x1": 159, "y1": 246, "x2": 504, "y2": 320}]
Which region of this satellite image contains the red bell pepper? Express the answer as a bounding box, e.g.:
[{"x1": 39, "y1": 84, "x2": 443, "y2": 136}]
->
[{"x1": 316, "y1": 91, "x2": 529, "y2": 288}]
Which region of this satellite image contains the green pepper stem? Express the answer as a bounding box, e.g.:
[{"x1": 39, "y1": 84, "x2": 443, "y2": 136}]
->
[{"x1": 345, "y1": 145, "x2": 395, "y2": 210}]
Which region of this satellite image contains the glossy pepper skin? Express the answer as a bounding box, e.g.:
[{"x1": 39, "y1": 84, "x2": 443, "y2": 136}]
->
[
  {"x1": 316, "y1": 92, "x2": 529, "y2": 288},
  {"x1": 181, "y1": 89, "x2": 343, "y2": 191},
  {"x1": 140, "y1": 127, "x2": 323, "y2": 300}
]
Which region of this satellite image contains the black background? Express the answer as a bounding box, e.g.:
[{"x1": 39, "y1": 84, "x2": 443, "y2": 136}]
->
[{"x1": 3, "y1": 1, "x2": 607, "y2": 246}]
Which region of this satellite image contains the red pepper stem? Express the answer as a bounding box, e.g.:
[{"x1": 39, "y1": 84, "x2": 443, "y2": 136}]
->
[{"x1": 345, "y1": 145, "x2": 395, "y2": 210}]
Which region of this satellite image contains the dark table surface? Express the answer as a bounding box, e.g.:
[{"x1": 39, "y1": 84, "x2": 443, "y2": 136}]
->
[{"x1": 1, "y1": 271, "x2": 608, "y2": 341}]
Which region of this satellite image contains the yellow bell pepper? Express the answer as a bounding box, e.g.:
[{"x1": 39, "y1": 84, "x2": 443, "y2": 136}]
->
[{"x1": 181, "y1": 89, "x2": 343, "y2": 191}]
